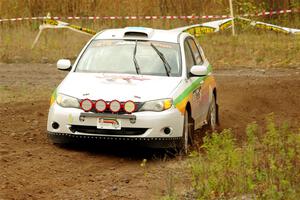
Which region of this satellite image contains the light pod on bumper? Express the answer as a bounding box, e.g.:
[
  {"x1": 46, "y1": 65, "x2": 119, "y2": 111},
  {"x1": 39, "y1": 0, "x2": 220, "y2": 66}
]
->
[
  {"x1": 95, "y1": 99, "x2": 107, "y2": 112},
  {"x1": 124, "y1": 100, "x2": 136, "y2": 113},
  {"x1": 109, "y1": 100, "x2": 121, "y2": 113},
  {"x1": 80, "y1": 99, "x2": 93, "y2": 112}
]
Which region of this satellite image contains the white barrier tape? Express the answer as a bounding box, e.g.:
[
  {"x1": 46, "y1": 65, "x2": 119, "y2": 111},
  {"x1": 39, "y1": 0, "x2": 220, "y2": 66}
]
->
[
  {"x1": 0, "y1": 15, "x2": 230, "y2": 22},
  {"x1": 173, "y1": 18, "x2": 234, "y2": 37},
  {"x1": 31, "y1": 17, "x2": 234, "y2": 48},
  {"x1": 238, "y1": 17, "x2": 300, "y2": 34},
  {"x1": 1, "y1": 8, "x2": 299, "y2": 23},
  {"x1": 31, "y1": 18, "x2": 96, "y2": 48},
  {"x1": 31, "y1": 15, "x2": 300, "y2": 49}
]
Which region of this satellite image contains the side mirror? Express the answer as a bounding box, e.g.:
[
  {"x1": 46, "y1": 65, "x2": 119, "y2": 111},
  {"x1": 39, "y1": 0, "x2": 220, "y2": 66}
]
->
[
  {"x1": 190, "y1": 65, "x2": 208, "y2": 76},
  {"x1": 57, "y1": 59, "x2": 71, "y2": 71}
]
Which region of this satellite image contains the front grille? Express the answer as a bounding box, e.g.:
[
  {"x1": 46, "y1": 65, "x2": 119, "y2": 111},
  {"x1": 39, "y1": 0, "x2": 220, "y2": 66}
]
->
[{"x1": 70, "y1": 125, "x2": 147, "y2": 136}]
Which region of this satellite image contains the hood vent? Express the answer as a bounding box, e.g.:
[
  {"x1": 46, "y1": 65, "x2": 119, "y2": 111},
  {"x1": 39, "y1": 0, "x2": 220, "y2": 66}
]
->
[
  {"x1": 123, "y1": 27, "x2": 154, "y2": 39},
  {"x1": 124, "y1": 31, "x2": 148, "y2": 38}
]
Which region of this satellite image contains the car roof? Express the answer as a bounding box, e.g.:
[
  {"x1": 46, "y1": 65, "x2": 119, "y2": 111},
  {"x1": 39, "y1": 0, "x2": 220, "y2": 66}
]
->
[{"x1": 94, "y1": 27, "x2": 183, "y2": 43}]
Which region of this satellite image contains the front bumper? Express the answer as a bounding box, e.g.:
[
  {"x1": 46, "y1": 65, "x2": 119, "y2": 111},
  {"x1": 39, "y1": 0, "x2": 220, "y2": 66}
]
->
[
  {"x1": 47, "y1": 132, "x2": 181, "y2": 148},
  {"x1": 47, "y1": 103, "x2": 184, "y2": 140}
]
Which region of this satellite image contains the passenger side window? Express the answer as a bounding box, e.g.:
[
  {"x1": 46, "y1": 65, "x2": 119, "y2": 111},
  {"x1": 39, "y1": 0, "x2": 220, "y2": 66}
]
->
[
  {"x1": 187, "y1": 38, "x2": 203, "y2": 65},
  {"x1": 184, "y1": 40, "x2": 195, "y2": 74}
]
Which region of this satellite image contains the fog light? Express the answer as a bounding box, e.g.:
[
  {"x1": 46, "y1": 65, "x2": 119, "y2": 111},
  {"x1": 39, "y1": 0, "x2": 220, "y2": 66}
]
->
[
  {"x1": 52, "y1": 122, "x2": 59, "y2": 129},
  {"x1": 163, "y1": 127, "x2": 172, "y2": 135},
  {"x1": 79, "y1": 116, "x2": 85, "y2": 122},
  {"x1": 129, "y1": 118, "x2": 136, "y2": 124}
]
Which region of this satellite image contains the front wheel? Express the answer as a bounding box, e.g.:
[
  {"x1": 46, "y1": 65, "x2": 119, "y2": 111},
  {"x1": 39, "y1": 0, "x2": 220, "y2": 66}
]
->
[
  {"x1": 179, "y1": 110, "x2": 194, "y2": 154},
  {"x1": 207, "y1": 95, "x2": 219, "y2": 132}
]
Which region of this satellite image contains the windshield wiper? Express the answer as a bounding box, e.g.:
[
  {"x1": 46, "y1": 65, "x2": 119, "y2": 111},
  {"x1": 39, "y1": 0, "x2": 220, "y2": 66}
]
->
[
  {"x1": 133, "y1": 41, "x2": 141, "y2": 75},
  {"x1": 150, "y1": 43, "x2": 171, "y2": 77}
]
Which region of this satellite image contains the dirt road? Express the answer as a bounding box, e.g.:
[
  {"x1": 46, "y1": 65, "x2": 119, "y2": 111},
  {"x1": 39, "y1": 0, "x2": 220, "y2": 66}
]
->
[{"x1": 0, "y1": 64, "x2": 299, "y2": 199}]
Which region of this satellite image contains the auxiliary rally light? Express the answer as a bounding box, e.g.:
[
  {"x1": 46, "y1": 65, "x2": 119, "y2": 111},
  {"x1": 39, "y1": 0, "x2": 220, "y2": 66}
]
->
[
  {"x1": 124, "y1": 100, "x2": 136, "y2": 113},
  {"x1": 109, "y1": 100, "x2": 121, "y2": 113},
  {"x1": 95, "y1": 99, "x2": 107, "y2": 112},
  {"x1": 80, "y1": 99, "x2": 93, "y2": 112},
  {"x1": 80, "y1": 99, "x2": 137, "y2": 113}
]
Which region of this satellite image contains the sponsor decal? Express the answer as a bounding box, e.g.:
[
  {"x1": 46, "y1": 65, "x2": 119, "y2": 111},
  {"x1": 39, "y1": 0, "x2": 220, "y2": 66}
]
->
[
  {"x1": 96, "y1": 75, "x2": 150, "y2": 82},
  {"x1": 219, "y1": 20, "x2": 233, "y2": 31},
  {"x1": 184, "y1": 26, "x2": 216, "y2": 37},
  {"x1": 50, "y1": 88, "x2": 57, "y2": 106},
  {"x1": 175, "y1": 18, "x2": 234, "y2": 37},
  {"x1": 68, "y1": 114, "x2": 73, "y2": 124},
  {"x1": 174, "y1": 65, "x2": 212, "y2": 114},
  {"x1": 254, "y1": 23, "x2": 289, "y2": 34}
]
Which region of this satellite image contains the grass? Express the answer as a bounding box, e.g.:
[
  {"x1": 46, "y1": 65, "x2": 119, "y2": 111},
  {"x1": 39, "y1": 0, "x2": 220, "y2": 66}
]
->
[
  {"x1": 0, "y1": 0, "x2": 299, "y2": 68},
  {"x1": 0, "y1": 84, "x2": 53, "y2": 104},
  {"x1": 1, "y1": 0, "x2": 299, "y2": 18},
  {"x1": 1, "y1": 23, "x2": 300, "y2": 69},
  {"x1": 179, "y1": 115, "x2": 300, "y2": 200},
  {"x1": 199, "y1": 30, "x2": 300, "y2": 69},
  {"x1": 161, "y1": 116, "x2": 300, "y2": 199},
  {"x1": 0, "y1": 0, "x2": 300, "y2": 67}
]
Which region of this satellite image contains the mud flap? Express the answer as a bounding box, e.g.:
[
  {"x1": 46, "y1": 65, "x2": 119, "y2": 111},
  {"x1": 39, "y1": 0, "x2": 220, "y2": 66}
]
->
[
  {"x1": 47, "y1": 132, "x2": 180, "y2": 148},
  {"x1": 216, "y1": 103, "x2": 220, "y2": 125}
]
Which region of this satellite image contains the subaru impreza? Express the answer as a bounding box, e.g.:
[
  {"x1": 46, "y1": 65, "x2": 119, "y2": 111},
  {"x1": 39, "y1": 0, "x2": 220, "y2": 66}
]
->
[{"x1": 47, "y1": 27, "x2": 219, "y2": 152}]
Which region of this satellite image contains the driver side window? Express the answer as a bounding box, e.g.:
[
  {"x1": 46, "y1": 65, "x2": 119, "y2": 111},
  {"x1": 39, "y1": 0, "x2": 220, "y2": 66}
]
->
[
  {"x1": 184, "y1": 40, "x2": 195, "y2": 76},
  {"x1": 187, "y1": 38, "x2": 203, "y2": 65}
]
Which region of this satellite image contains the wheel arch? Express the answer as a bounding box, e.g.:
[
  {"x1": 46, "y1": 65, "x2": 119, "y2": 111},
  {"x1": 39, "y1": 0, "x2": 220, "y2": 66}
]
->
[
  {"x1": 213, "y1": 87, "x2": 217, "y2": 102},
  {"x1": 185, "y1": 101, "x2": 195, "y2": 124},
  {"x1": 185, "y1": 102, "x2": 192, "y2": 117}
]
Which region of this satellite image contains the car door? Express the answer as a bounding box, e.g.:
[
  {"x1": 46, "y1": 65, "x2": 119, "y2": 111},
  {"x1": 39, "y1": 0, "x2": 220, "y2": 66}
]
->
[
  {"x1": 193, "y1": 39, "x2": 213, "y2": 127},
  {"x1": 184, "y1": 37, "x2": 210, "y2": 129}
]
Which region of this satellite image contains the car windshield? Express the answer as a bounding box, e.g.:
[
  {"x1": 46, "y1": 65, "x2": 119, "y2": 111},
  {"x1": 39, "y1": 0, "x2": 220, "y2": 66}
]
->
[{"x1": 75, "y1": 40, "x2": 181, "y2": 77}]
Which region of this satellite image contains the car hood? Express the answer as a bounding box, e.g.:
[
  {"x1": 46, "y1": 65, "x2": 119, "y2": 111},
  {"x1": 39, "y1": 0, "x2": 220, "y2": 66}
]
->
[{"x1": 58, "y1": 73, "x2": 182, "y2": 102}]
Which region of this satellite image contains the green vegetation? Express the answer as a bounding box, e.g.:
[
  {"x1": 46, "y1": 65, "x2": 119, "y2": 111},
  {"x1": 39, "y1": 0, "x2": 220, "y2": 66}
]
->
[
  {"x1": 199, "y1": 31, "x2": 300, "y2": 69},
  {"x1": 0, "y1": 84, "x2": 53, "y2": 104},
  {"x1": 1, "y1": 25, "x2": 299, "y2": 68},
  {"x1": 186, "y1": 116, "x2": 300, "y2": 199},
  {"x1": 0, "y1": 0, "x2": 299, "y2": 18},
  {"x1": 0, "y1": 0, "x2": 299, "y2": 67}
]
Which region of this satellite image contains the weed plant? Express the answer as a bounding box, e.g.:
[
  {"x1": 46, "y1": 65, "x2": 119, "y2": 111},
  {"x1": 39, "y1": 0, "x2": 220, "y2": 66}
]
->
[{"x1": 189, "y1": 115, "x2": 300, "y2": 199}]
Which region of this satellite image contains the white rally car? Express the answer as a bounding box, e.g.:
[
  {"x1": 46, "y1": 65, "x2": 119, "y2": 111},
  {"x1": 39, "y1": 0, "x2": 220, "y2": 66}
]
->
[{"x1": 47, "y1": 27, "x2": 219, "y2": 152}]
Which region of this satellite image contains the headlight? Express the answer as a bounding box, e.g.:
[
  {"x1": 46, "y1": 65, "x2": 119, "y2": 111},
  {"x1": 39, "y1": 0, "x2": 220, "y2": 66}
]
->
[
  {"x1": 139, "y1": 99, "x2": 173, "y2": 112},
  {"x1": 56, "y1": 93, "x2": 80, "y2": 108}
]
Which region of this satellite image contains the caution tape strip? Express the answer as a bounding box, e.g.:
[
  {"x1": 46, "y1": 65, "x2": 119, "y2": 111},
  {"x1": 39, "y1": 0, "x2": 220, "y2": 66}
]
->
[
  {"x1": 1, "y1": 8, "x2": 299, "y2": 23},
  {"x1": 0, "y1": 15, "x2": 230, "y2": 22},
  {"x1": 237, "y1": 17, "x2": 300, "y2": 34},
  {"x1": 31, "y1": 16, "x2": 300, "y2": 49},
  {"x1": 173, "y1": 18, "x2": 234, "y2": 36}
]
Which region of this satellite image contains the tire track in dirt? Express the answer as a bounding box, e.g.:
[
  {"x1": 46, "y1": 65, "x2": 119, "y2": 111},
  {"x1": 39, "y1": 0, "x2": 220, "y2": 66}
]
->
[{"x1": 0, "y1": 64, "x2": 299, "y2": 199}]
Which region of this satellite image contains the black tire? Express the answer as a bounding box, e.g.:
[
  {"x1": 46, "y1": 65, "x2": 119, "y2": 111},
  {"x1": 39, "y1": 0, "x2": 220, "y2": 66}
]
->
[
  {"x1": 179, "y1": 110, "x2": 194, "y2": 154},
  {"x1": 207, "y1": 95, "x2": 219, "y2": 132},
  {"x1": 47, "y1": 133, "x2": 69, "y2": 145}
]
